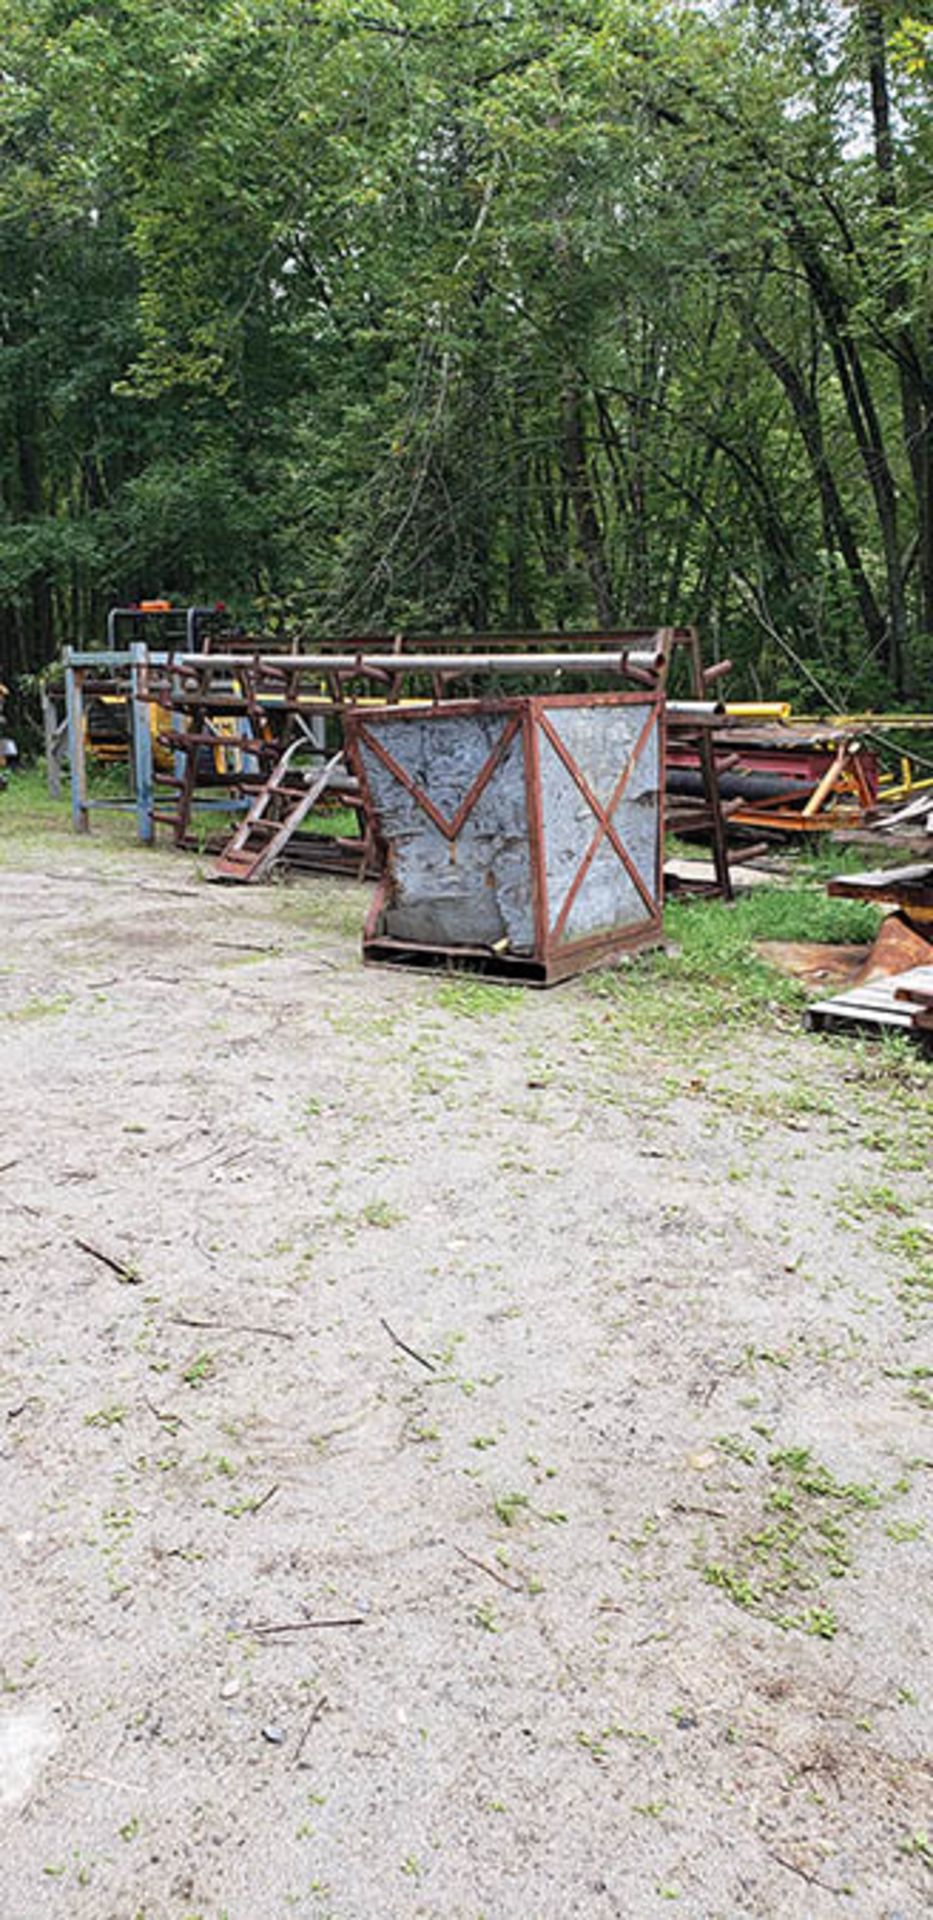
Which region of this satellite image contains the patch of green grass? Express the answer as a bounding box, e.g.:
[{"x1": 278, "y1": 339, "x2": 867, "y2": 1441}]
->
[
  {"x1": 715, "y1": 1433, "x2": 757, "y2": 1466},
  {"x1": 360, "y1": 1199, "x2": 403, "y2": 1229},
  {"x1": 899, "y1": 1830, "x2": 933, "y2": 1867},
  {"x1": 493, "y1": 1490, "x2": 530, "y2": 1528},
  {"x1": 791, "y1": 838, "x2": 906, "y2": 883},
  {"x1": 0, "y1": 766, "x2": 72, "y2": 840},
  {"x1": 885, "y1": 1518, "x2": 924, "y2": 1543},
  {"x1": 7, "y1": 994, "x2": 72, "y2": 1022},
  {"x1": 899, "y1": 1263, "x2": 933, "y2": 1303},
  {"x1": 836, "y1": 1181, "x2": 913, "y2": 1224},
  {"x1": 576, "y1": 1722, "x2": 659, "y2": 1762},
  {"x1": 182, "y1": 1352, "x2": 215, "y2": 1388},
  {"x1": 879, "y1": 1223, "x2": 933, "y2": 1305},
  {"x1": 309, "y1": 806, "x2": 360, "y2": 841},
  {"x1": 326, "y1": 1006, "x2": 397, "y2": 1039},
  {"x1": 701, "y1": 1444, "x2": 883, "y2": 1636},
  {"x1": 907, "y1": 1383, "x2": 933, "y2": 1409},
  {"x1": 586, "y1": 883, "x2": 882, "y2": 1044},
  {"x1": 889, "y1": 1223, "x2": 933, "y2": 1259},
  {"x1": 223, "y1": 1490, "x2": 273, "y2": 1518},
  {"x1": 0, "y1": 764, "x2": 141, "y2": 853},
  {"x1": 435, "y1": 978, "x2": 519, "y2": 1018}
]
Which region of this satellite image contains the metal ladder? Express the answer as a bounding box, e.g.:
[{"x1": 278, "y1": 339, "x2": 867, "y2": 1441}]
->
[{"x1": 210, "y1": 741, "x2": 345, "y2": 883}]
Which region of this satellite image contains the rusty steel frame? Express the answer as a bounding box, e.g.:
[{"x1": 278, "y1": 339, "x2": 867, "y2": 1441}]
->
[
  {"x1": 60, "y1": 630, "x2": 737, "y2": 901},
  {"x1": 346, "y1": 689, "x2": 665, "y2": 987}
]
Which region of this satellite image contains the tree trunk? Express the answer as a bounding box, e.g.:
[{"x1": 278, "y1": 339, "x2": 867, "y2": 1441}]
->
[
  {"x1": 561, "y1": 385, "x2": 616, "y2": 627},
  {"x1": 860, "y1": 0, "x2": 933, "y2": 643},
  {"x1": 731, "y1": 306, "x2": 889, "y2": 663}
]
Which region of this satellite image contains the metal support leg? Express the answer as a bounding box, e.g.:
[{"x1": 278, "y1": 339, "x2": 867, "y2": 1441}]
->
[
  {"x1": 64, "y1": 651, "x2": 89, "y2": 833},
  {"x1": 130, "y1": 642, "x2": 154, "y2": 845},
  {"x1": 687, "y1": 630, "x2": 733, "y2": 900}
]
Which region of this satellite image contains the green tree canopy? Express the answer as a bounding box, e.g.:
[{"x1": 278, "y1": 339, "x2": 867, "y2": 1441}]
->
[{"x1": 1, "y1": 0, "x2": 931, "y2": 712}]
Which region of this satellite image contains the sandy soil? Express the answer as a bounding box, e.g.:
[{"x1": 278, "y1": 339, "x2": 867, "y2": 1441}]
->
[{"x1": 1, "y1": 832, "x2": 930, "y2": 1920}]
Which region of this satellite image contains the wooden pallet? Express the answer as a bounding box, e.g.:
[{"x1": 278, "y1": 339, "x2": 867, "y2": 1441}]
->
[{"x1": 807, "y1": 963, "x2": 933, "y2": 1039}]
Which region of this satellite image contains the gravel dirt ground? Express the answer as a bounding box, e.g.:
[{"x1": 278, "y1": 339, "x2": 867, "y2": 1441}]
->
[{"x1": 1, "y1": 828, "x2": 931, "y2": 1920}]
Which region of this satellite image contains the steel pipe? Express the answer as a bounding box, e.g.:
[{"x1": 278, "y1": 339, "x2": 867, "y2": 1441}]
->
[
  {"x1": 162, "y1": 652, "x2": 664, "y2": 677},
  {"x1": 665, "y1": 700, "x2": 727, "y2": 721}
]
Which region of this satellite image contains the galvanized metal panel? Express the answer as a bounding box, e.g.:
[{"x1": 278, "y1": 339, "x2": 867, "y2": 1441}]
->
[
  {"x1": 539, "y1": 703, "x2": 660, "y2": 943},
  {"x1": 355, "y1": 712, "x2": 536, "y2": 950}
]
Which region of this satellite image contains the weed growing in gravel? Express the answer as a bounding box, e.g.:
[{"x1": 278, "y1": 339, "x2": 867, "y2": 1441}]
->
[
  {"x1": 836, "y1": 1181, "x2": 913, "y2": 1224},
  {"x1": 434, "y1": 979, "x2": 518, "y2": 1018},
  {"x1": 326, "y1": 1005, "x2": 397, "y2": 1039},
  {"x1": 7, "y1": 995, "x2": 71, "y2": 1022},
  {"x1": 882, "y1": 1223, "x2": 933, "y2": 1306},
  {"x1": 360, "y1": 1199, "x2": 403, "y2": 1229},
  {"x1": 899, "y1": 1832, "x2": 933, "y2": 1866},
  {"x1": 701, "y1": 1445, "x2": 885, "y2": 1635},
  {"x1": 183, "y1": 1352, "x2": 216, "y2": 1388},
  {"x1": 576, "y1": 1723, "x2": 658, "y2": 1762},
  {"x1": 493, "y1": 1490, "x2": 529, "y2": 1527},
  {"x1": 492, "y1": 1487, "x2": 565, "y2": 1529},
  {"x1": 885, "y1": 1518, "x2": 925, "y2": 1542}
]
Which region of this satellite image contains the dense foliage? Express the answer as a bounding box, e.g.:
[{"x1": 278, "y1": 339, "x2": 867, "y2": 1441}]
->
[{"x1": 1, "y1": 0, "x2": 931, "y2": 715}]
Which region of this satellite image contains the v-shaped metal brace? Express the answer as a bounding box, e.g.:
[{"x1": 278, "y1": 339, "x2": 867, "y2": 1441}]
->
[{"x1": 354, "y1": 712, "x2": 523, "y2": 842}]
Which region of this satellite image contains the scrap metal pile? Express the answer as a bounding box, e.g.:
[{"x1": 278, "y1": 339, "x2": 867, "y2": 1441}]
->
[
  {"x1": 54, "y1": 623, "x2": 735, "y2": 985},
  {"x1": 667, "y1": 700, "x2": 933, "y2": 854},
  {"x1": 667, "y1": 712, "x2": 879, "y2": 835},
  {"x1": 40, "y1": 603, "x2": 933, "y2": 1006},
  {"x1": 140, "y1": 629, "x2": 715, "y2": 984}
]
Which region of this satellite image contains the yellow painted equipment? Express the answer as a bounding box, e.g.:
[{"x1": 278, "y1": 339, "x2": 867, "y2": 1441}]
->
[{"x1": 725, "y1": 701, "x2": 792, "y2": 721}]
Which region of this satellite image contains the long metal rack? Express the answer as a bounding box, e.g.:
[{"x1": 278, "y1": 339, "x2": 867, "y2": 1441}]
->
[{"x1": 58, "y1": 629, "x2": 735, "y2": 895}]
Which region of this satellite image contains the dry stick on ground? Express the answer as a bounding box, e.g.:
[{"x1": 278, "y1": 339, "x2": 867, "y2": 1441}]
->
[
  {"x1": 245, "y1": 1617, "x2": 365, "y2": 1636},
  {"x1": 0, "y1": 1160, "x2": 21, "y2": 1177},
  {"x1": 454, "y1": 1546, "x2": 524, "y2": 1593},
  {"x1": 248, "y1": 1485, "x2": 280, "y2": 1517},
  {"x1": 380, "y1": 1317, "x2": 436, "y2": 1372},
  {"x1": 63, "y1": 1772, "x2": 135, "y2": 1793},
  {"x1": 211, "y1": 941, "x2": 281, "y2": 954},
  {"x1": 293, "y1": 1695, "x2": 329, "y2": 1768},
  {"x1": 761, "y1": 1843, "x2": 833, "y2": 1892},
  {"x1": 74, "y1": 1238, "x2": 141, "y2": 1283},
  {"x1": 168, "y1": 1314, "x2": 296, "y2": 1342},
  {"x1": 144, "y1": 1398, "x2": 186, "y2": 1432}
]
